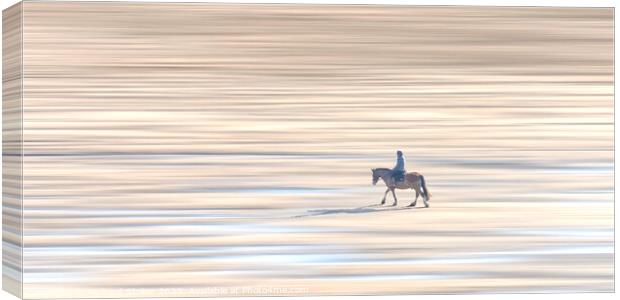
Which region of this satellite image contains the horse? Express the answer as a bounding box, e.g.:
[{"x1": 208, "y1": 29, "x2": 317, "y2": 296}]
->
[{"x1": 371, "y1": 168, "x2": 432, "y2": 207}]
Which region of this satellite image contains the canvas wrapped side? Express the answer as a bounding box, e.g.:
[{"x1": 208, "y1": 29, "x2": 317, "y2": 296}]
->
[{"x1": 2, "y1": 2, "x2": 23, "y2": 298}]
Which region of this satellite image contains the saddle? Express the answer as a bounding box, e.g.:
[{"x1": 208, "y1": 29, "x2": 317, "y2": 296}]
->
[{"x1": 393, "y1": 170, "x2": 406, "y2": 183}]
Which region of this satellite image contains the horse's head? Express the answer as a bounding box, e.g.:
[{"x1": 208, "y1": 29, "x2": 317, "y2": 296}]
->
[{"x1": 371, "y1": 168, "x2": 379, "y2": 185}]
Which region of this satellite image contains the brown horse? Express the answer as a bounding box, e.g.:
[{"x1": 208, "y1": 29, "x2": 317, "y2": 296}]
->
[{"x1": 371, "y1": 168, "x2": 432, "y2": 207}]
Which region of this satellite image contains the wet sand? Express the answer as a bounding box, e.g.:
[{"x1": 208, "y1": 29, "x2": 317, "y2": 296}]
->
[
  {"x1": 22, "y1": 150, "x2": 614, "y2": 297},
  {"x1": 16, "y1": 3, "x2": 614, "y2": 298}
]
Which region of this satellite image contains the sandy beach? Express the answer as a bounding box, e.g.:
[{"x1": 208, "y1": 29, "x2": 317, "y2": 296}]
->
[{"x1": 14, "y1": 3, "x2": 614, "y2": 298}]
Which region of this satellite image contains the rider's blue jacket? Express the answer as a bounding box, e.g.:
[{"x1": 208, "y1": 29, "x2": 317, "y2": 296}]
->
[{"x1": 393, "y1": 154, "x2": 406, "y2": 172}]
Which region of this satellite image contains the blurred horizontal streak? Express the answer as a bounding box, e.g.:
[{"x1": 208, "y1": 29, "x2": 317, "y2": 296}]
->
[{"x1": 15, "y1": 2, "x2": 614, "y2": 298}]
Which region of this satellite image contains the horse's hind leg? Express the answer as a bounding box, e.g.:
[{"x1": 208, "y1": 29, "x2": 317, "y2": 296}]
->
[
  {"x1": 422, "y1": 197, "x2": 429, "y2": 208},
  {"x1": 381, "y1": 188, "x2": 390, "y2": 205},
  {"x1": 391, "y1": 188, "x2": 398, "y2": 206},
  {"x1": 421, "y1": 187, "x2": 429, "y2": 208},
  {"x1": 411, "y1": 184, "x2": 428, "y2": 208},
  {"x1": 409, "y1": 189, "x2": 419, "y2": 207}
]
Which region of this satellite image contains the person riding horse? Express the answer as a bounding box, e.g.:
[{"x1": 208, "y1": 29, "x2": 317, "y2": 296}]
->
[
  {"x1": 371, "y1": 150, "x2": 431, "y2": 207},
  {"x1": 393, "y1": 150, "x2": 406, "y2": 183}
]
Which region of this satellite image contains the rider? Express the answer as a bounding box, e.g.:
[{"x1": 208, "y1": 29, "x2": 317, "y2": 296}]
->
[{"x1": 393, "y1": 150, "x2": 406, "y2": 183}]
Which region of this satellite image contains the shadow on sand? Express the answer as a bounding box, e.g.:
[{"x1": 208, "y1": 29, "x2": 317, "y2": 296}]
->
[{"x1": 294, "y1": 204, "x2": 423, "y2": 218}]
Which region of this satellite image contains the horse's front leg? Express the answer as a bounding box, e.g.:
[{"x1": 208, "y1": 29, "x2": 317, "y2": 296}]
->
[
  {"x1": 381, "y1": 188, "x2": 390, "y2": 205},
  {"x1": 391, "y1": 188, "x2": 398, "y2": 206}
]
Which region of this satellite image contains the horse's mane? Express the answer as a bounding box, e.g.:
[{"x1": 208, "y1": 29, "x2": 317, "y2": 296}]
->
[{"x1": 374, "y1": 167, "x2": 392, "y2": 172}]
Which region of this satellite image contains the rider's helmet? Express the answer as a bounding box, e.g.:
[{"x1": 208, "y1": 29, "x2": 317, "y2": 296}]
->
[{"x1": 396, "y1": 150, "x2": 403, "y2": 157}]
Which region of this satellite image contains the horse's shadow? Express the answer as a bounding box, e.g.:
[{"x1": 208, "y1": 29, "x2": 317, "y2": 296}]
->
[{"x1": 294, "y1": 204, "x2": 420, "y2": 218}]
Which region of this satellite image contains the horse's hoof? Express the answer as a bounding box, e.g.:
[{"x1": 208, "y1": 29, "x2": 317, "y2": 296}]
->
[{"x1": 391, "y1": 203, "x2": 397, "y2": 207}]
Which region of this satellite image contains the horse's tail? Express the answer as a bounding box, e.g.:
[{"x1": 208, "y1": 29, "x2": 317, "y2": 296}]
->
[{"x1": 420, "y1": 175, "x2": 432, "y2": 200}]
